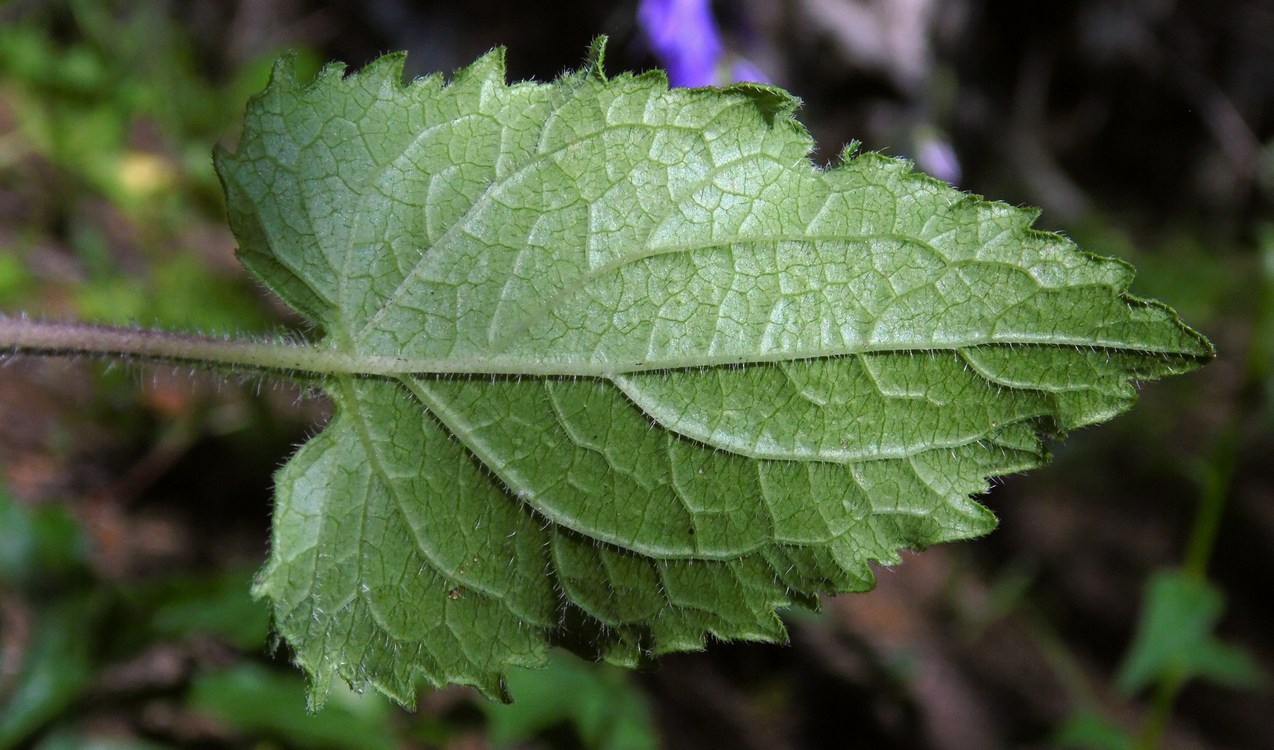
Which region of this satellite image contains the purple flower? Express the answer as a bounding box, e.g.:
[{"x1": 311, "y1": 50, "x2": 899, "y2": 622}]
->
[
  {"x1": 914, "y1": 132, "x2": 963, "y2": 185},
  {"x1": 730, "y1": 59, "x2": 770, "y2": 86},
  {"x1": 638, "y1": 0, "x2": 724, "y2": 87}
]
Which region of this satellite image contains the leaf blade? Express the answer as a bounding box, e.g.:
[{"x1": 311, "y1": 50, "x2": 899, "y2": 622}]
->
[{"x1": 217, "y1": 39, "x2": 1213, "y2": 703}]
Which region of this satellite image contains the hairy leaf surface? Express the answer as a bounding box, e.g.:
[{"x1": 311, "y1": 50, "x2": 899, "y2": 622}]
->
[{"x1": 214, "y1": 40, "x2": 1212, "y2": 703}]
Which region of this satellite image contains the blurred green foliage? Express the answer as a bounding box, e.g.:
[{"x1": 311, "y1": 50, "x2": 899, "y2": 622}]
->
[
  {"x1": 0, "y1": 0, "x2": 314, "y2": 333},
  {"x1": 1116, "y1": 570, "x2": 1262, "y2": 696},
  {"x1": 125, "y1": 569, "x2": 271, "y2": 653},
  {"x1": 1054, "y1": 710, "x2": 1137, "y2": 750},
  {"x1": 484, "y1": 654, "x2": 657, "y2": 750},
  {"x1": 188, "y1": 666, "x2": 398, "y2": 750},
  {"x1": 0, "y1": 0, "x2": 261, "y2": 211},
  {"x1": 0, "y1": 491, "x2": 101, "y2": 749}
]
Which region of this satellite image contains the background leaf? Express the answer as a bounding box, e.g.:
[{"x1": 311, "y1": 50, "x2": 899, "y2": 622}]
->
[
  {"x1": 1116, "y1": 570, "x2": 1263, "y2": 695},
  {"x1": 0, "y1": 492, "x2": 102, "y2": 749},
  {"x1": 482, "y1": 652, "x2": 657, "y2": 750},
  {"x1": 188, "y1": 665, "x2": 397, "y2": 750}
]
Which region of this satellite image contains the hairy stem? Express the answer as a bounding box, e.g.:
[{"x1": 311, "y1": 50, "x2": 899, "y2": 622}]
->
[{"x1": 0, "y1": 317, "x2": 347, "y2": 377}]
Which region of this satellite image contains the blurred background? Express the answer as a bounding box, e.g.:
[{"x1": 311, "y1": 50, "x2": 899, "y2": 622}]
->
[{"x1": 0, "y1": 1, "x2": 1271, "y2": 748}]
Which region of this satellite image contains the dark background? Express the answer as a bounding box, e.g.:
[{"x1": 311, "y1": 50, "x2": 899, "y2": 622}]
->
[{"x1": 1, "y1": 1, "x2": 1271, "y2": 748}]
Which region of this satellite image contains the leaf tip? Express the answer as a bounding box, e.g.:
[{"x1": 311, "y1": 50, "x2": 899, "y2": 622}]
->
[
  {"x1": 456, "y1": 45, "x2": 508, "y2": 87},
  {"x1": 585, "y1": 35, "x2": 609, "y2": 81},
  {"x1": 210, "y1": 143, "x2": 230, "y2": 179},
  {"x1": 838, "y1": 140, "x2": 864, "y2": 163},
  {"x1": 359, "y1": 50, "x2": 409, "y2": 86},
  {"x1": 721, "y1": 80, "x2": 802, "y2": 125},
  {"x1": 302, "y1": 665, "x2": 334, "y2": 713},
  {"x1": 496, "y1": 675, "x2": 515, "y2": 704},
  {"x1": 265, "y1": 51, "x2": 304, "y2": 90}
]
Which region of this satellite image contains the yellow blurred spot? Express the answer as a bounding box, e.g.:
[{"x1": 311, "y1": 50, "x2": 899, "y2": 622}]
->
[{"x1": 117, "y1": 151, "x2": 176, "y2": 197}]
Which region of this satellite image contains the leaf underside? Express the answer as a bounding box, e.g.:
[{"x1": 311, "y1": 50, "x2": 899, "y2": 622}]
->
[{"x1": 214, "y1": 39, "x2": 1212, "y2": 704}]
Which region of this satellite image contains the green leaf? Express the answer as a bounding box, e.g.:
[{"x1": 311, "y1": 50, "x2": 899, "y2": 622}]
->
[
  {"x1": 188, "y1": 665, "x2": 397, "y2": 750},
  {"x1": 482, "y1": 652, "x2": 656, "y2": 750},
  {"x1": 1116, "y1": 570, "x2": 1263, "y2": 695},
  {"x1": 0, "y1": 493, "x2": 103, "y2": 747},
  {"x1": 1053, "y1": 710, "x2": 1135, "y2": 750},
  {"x1": 0, "y1": 595, "x2": 107, "y2": 748},
  {"x1": 0, "y1": 490, "x2": 90, "y2": 590},
  {"x1": 213, "y1": 39, "x2": 1213, "y2": 704},
  {"x1": 140, "y1": 569, "x2": 272, "y2": 651}
]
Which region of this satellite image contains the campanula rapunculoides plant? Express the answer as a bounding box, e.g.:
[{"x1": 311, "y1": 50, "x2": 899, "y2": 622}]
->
[{"x1": 0, "y1": 38, "x2": 1213, "y2": 705}]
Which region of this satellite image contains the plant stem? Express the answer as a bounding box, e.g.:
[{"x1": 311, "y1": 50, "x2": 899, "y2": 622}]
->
[
  {"x1": 1182, "y1": 429, "x2": 1238, "y2": 582},
  {"x1": 1134, "y1": 427, "x2": 1238, "y2": 750},
  {"x1": 0, "y1": 317, "x2": 349, "y2": 377},
  {"x1": 1136, "y1": 670, "x2": 1185, "y2": 750}
]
